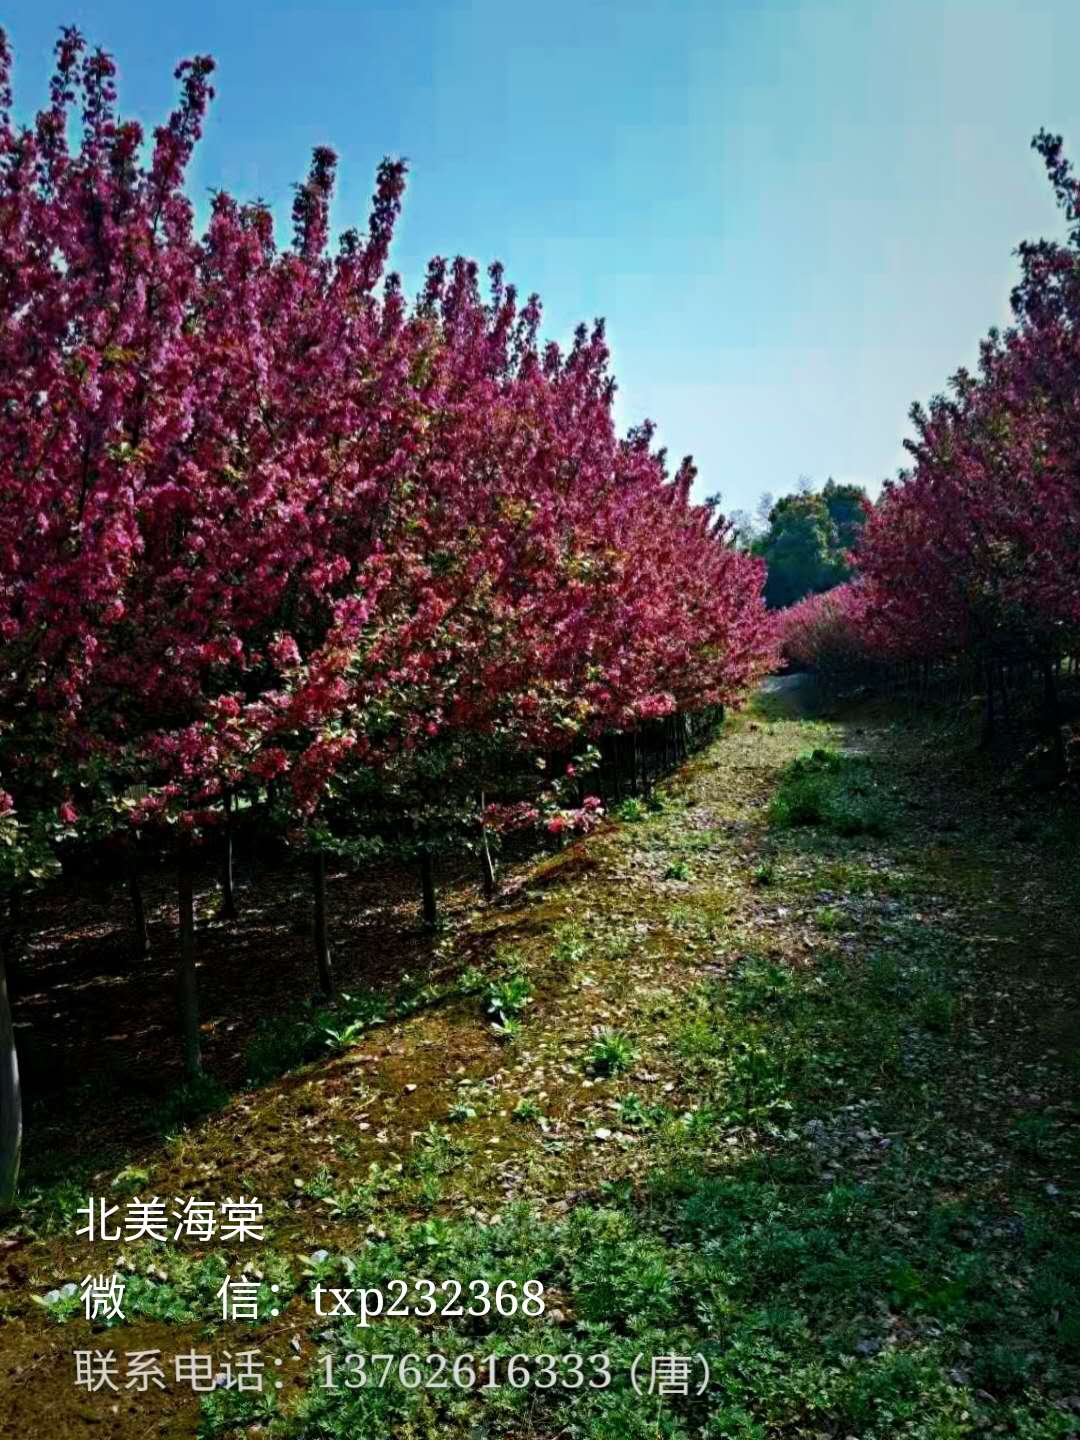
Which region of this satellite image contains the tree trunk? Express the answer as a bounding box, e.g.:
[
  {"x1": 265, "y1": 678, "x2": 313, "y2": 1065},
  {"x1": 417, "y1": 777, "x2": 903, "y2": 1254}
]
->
[
  {"x1": 479, "y1": 792, "x2": 497, "y2": 899},
  {"x1": 0, "y1": 935, "x2": 21, "y2": 1214},
  {"x1": 177, "y1": 849, "x2": 202, "y2": 1078},
  {"x1": 480, "y1": 830, "x2": 497, "y2": 899},
  {"x1": 220, "y1": 790, "x2": 238, "y2": 921},
  {"x1": 311, "y1": 850, "x2": 335, "y2": 997},
  {"x1": 128, "y1": 843, "x2": 150, "y2": 959},
  {"x1": 419, "y1": 845, "x2": 437, "y2": 929}
]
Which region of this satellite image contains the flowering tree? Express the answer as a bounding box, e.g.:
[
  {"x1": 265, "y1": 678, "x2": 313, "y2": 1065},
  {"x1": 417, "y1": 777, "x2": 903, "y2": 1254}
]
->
[
  {"x1": 792, "y1": 131, "x2": 1080, "y2": 750},
  {"x1": 0, "y1": 28, "x2": 776, "y2": 1203},
  {"x1": 0, "y1": 30, "x2": 421, "y2": 1072},
  {"x1": 779, "y1": 582, "x2": 877, "y2": 680}
]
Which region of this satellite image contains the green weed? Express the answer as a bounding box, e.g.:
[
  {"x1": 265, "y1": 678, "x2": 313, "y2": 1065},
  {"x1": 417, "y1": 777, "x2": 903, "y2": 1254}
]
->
[{"x1": 587, "y1": 1030, "x2": 637, "y2": 1076}]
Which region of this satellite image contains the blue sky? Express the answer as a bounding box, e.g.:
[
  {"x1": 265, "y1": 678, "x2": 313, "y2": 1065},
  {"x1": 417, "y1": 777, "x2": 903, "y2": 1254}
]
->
[{"x1": 3, "y1": 0, "x2": 1078, "y2": 516}]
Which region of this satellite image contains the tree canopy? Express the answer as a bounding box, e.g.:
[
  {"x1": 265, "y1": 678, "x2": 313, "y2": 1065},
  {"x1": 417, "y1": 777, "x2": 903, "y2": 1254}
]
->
[{"x1": 753, "y1": 479, "x2": 870, "y2": 609}]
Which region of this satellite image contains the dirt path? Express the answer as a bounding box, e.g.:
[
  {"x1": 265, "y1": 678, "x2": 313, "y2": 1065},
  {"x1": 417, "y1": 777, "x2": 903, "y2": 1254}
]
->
[{"x1": 1, "y1": 694, "x2": 1076, "y2": 1439}]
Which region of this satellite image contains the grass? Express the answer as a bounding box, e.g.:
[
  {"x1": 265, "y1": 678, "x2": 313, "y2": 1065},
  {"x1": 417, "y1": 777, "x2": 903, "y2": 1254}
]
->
[
  {"x1": 769, "y1": 746, "x2": 892, "y2": 836},
  {"x1": 244, "y1": 970, "x2": 486, "y2": 1085},
  {"x1": 5, "y1": 694, "x2": 1078, "y2": 1440},
  {"x1": 193, "y1": 929, "x2": 1078, "y2": 1437}
]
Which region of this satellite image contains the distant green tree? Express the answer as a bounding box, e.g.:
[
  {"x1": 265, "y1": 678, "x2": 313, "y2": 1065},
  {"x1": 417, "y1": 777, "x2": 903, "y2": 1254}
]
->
[
  {"x1": 821, "y1": 478, "x2": 869, "y2": 552},
  {"x1": 753, "y1": 478, "x2": 869, "y2": 609}
]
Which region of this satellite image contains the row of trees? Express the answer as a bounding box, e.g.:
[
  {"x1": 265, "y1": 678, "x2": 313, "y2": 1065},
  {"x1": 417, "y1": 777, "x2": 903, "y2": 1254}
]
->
[
  {"x1": 0, "y1": 32, "x2": 778, "y2": 1208},
  {"x1": 780, "y1": 131, "x2": 1080, "y2": 747},
  {"x1": 778, "y1": 581, "x2": 877, "y2": 689}
]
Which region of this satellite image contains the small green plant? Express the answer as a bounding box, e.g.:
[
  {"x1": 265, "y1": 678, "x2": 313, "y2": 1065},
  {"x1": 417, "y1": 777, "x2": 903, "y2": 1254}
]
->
[
  {"x1": 588, "y1": 1030, "x2": 636, "y2": 1076},
  {"x1": 552, "y1": 922, "x2": 588, "y2": 967},
  {"x1": 322, "y1": 1017, "x2": 369, "y2": 1048},
  {"x1": 455, "y1": 965, "x2": 485, "y2": 995},
  {"x1": 20, "y1": 1177, "x2": 89, "y2": 1235},
  {"x1": 666, "y1": 902, "x2": 703, "y2": 934},
  {"x1": 866, "y1": 950, "x2": 904, "y2": 998},
  {"x1": 199, "y1": 1385, "x2": 279, "y2": 1436},
  {"x1": 664, "y1": 858, "x2": 692, "y2": 881},
  {"x1": 32, "y1": 1281, "x2": 80, "y2": 1322},
  {"x1": 244, "y1": 1012, "x2": 321, "y2": 1083},
  {"x1": 448, "y1": 1080, "x2": 488, "y2": 1120},
  {"x1": 751, "y1": 859, "x2": 775, "y2": 886},
  {"x1": 815, "y1": 904, "x2": 843, "y2": 932},
  {"x1": 410, "y1": 1124, "x2": 462, "y2": 1177},
  {"x1": 490, "y1": 1013, "x2": 523, "y2": 1044},
  {"x1": 723, "y1": 1040, "x2": 792, "y2": 1124},
  {"x1": 675, "y1": 1008, "x2": 723, "y2": 1061},
  {"x1": 302, "y1": 1165, "x2": 337, "y2": 1200},
  {"x1": 299, "y1": 1249, "x2": 338, "y2": 1284},
  {"x1": 244, "y1": 989, "x2": 388, "y2": 1084},
  {"x1": 485, "y1": 973, "x2": 533, "y2": 1025},
  {"x1": 617, "y1": 1093, "x2": 663, "y2": 1128},
  {"x1": 110, "y1": 1165, "x2": 151, "y2": 1196},
  {"x1": 616, "y1": 797, "x2": 648, "y2": 822},
  {"x1": 395, "y1": 973, "x2": 444, "y2": 1016},
  {"x1": 326, "y1": 1162, "x2": 397, "y2": 1218},
  {"x1": 150, "y1": 1074, "x2": 229, "y2": 1136},
  {"x1": 512, "y1": 1097, "x2": 544, "y2": 1124},
  {"x1": 729, "y1": 960, "x2": 797, "y2": 1014}
]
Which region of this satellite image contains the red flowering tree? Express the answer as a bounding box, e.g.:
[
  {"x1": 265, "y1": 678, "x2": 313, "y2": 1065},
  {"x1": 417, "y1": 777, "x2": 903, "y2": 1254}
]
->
[
  {"x1": 0, "y1": 29, "x2": 776, "y2": 1207},
  {"x1": 808, "y1": 131, "x2": 1080, "y2": 748}
]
